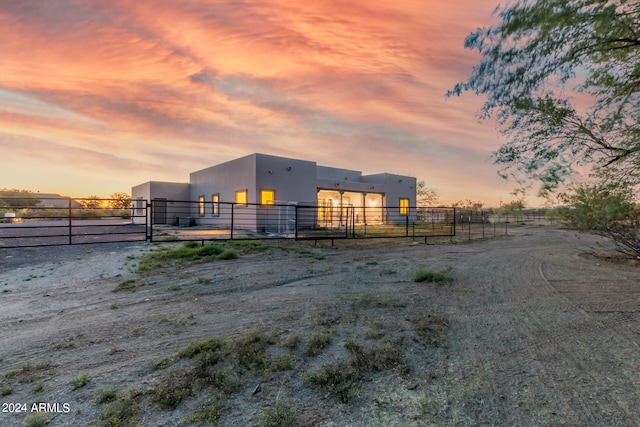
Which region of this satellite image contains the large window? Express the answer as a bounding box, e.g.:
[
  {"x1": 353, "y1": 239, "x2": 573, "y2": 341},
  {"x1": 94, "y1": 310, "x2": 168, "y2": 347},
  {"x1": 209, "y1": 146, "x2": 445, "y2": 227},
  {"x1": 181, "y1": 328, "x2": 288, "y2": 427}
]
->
[
  {"x1": 399, "y1": 198, "x2": 409, "y2": 215},
  {"x1": 198, "y1": 195, "x2": 205, "y2": 216},
  {"x1": 235, "y1": 190, "x2": 247, "y2": 205},
  {"x1": 211, "y1": 193, "x2": 219, "y2": 216},
  {"x1": 260, "y1": 189, "x2": 275, "y2": 205}
]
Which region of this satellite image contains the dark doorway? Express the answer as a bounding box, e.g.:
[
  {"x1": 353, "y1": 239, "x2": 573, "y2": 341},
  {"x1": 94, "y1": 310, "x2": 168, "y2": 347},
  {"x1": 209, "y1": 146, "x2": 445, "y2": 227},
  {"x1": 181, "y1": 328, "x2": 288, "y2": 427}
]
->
[{"x1": 153, "y1": 198, "x2": 167, "y2": 224}]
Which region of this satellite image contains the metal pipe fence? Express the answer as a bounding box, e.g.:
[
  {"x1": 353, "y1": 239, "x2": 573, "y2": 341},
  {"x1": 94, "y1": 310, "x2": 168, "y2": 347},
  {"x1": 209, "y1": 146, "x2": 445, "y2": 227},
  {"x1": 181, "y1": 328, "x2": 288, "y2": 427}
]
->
[
  {"x1": 147, "y1": 200, "x2": 457, "y2": 243},
  {"x1": 0, "y1": 197, "x2": 147, "y2": 248},
  {"x1": 1, "y1": 197, "x2": 548, "y2": 248}
]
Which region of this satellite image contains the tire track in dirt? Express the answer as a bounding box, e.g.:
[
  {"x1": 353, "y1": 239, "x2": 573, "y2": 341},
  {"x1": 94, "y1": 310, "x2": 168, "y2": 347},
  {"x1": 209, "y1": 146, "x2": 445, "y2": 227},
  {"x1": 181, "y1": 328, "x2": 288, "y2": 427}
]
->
[
  {"x1": 435, "y1": 228, "x2": 640, "y2": 425},
  {"x1": 502, "y1": 231, "x2": 638, "y2": 424},
  {"x1": 531, "y1": 243, "x2": 640, "y2": 423}
]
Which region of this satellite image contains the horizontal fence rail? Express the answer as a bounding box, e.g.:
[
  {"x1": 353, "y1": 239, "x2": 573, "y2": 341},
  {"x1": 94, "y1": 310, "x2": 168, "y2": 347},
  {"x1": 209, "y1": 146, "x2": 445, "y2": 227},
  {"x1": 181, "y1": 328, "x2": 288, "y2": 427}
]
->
[
  {"x1": 147, "y1": 200, "x2": 457, "y2": 243},
  {"x1": 0, "y1": 197, "x2": 147, "y2": 248},
  {"x1": 1, "y1": 196, "x2": 549, "y2": 248}
]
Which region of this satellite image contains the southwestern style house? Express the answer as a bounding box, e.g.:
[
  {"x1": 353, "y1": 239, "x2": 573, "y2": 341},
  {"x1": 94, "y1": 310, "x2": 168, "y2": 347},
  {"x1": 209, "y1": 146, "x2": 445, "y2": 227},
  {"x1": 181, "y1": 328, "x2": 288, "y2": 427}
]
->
[{"x1": 132, "y1": 153, "x2": 416, "y2": 232}]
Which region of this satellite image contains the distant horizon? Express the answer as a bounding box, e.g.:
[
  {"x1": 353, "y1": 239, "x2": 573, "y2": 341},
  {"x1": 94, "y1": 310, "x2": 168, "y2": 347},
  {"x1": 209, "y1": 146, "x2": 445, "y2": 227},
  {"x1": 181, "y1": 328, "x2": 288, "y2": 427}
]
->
[
  {"x1": 2, "y1": 187, "x2": 556, "y2": 210},
  {"x1": 0, "y1": 1, "x2": 545, "y2": 207}
]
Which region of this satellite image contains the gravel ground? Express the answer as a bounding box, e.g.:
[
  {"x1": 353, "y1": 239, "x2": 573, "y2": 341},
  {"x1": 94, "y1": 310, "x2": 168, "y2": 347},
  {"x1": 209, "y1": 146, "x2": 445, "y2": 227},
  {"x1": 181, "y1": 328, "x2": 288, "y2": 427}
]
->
[{"x1": 1, "y1": 225, "x2": 640, "y2": 426}]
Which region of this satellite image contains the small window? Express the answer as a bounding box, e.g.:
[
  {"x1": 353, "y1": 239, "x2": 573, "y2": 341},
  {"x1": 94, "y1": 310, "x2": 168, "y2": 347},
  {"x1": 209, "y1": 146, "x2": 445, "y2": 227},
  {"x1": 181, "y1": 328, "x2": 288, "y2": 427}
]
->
[
  {"x1": 211, "y1": 194, "x2": 219, "y2": 216},
  {"x1": 260, "y1": 189, "x2": 275, "y2": 205},
  {"x1": 198, "y1": 195, "x2": 205, "y2": 216},
  {"x1": 135, "y1": 197, "x2": 143, "y2": 215},
  {"x1": 235, "y1": 190, "x2": 248, "y2": 206},
  {"x1": 399, "y1": 198, "x2": 409, "y2": 215}
]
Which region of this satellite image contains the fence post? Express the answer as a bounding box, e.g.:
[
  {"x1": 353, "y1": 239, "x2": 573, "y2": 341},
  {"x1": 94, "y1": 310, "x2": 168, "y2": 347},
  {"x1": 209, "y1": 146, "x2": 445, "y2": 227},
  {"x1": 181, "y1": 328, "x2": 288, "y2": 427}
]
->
[
  {"x1": 351, "y1": 207, "x2": 355, "y2": 238},
  {"x1": 405, "y1": 213, "x2": 409, "y2": 237},
  {"x1": 68, "y1": 198, "x2": 72, "y2": 245},
  {"x1": 453, "y1": 207, "x2": 457, "y2": 236},
  {"x1": 230, "y1": 203, "x2": 234, "y2": 240},
  {"x1": 148, "y1": 200, "x2": 153, "y2": 242},
  {"x1": 295, "y1": 205, "x2": 298, "y2": 239}
]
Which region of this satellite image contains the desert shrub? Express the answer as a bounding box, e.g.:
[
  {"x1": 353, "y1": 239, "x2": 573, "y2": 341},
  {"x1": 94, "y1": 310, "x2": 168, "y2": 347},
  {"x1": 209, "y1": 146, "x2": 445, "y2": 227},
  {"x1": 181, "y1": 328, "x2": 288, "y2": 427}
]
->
[
  {"x1": 113, "y1": 279, "x2": 136, "y2": 292},
  {"x1": 282, "y1": 333, "x2": 301, "y2": 350},
  {"x1": 412, "y1": 268, "x2": 452, "y2": 284},
  {"x1": 272, "y1": 354, "x2": 296, "y2": 371},
  {"x1": 559, "y1": 183, "x2": 640, "y2": 256},
  {"x1": 257, "y1": 400, "x2": 297, "y2": 427},
  {"x1": 187, "y1": 394, "x2": 224, "y2": 425},
  {"x1": 24, "y1": 413, "x2": 48, "y2": 427},
  {"x1": 233, "y1": 328, "x2": 278, "y2": 371},
  {"x1": 307, "y1": 360, "x2": 358, "y2": 403},
  {"x1": 96, "y1": 387, "x2": 119, "y2": 404},
  {"x1": 305, "y1": 332, "x2": 333, "y2": 357},
  {"x1": 217, "y1": 249, "x2": 239, "y2": 260},
  {"x1": 150, "y1": 369, "x2": 193, "y2": 409},
  {"x1": 99, "y1": 393, "x2": 141, "y2": 426},
  {"x1": 70, "y1": 372, "x2": 91, "y2": 390},
  {"x1": 178, "y1": 337, "x2": 226, "y2": 359}
]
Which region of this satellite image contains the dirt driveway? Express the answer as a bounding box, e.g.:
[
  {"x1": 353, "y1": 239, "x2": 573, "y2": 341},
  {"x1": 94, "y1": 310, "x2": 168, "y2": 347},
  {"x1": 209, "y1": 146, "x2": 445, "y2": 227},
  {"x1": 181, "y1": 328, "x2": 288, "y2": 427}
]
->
[{"x1": 1, "y1": 225, "x2": 639, "y2": 426}]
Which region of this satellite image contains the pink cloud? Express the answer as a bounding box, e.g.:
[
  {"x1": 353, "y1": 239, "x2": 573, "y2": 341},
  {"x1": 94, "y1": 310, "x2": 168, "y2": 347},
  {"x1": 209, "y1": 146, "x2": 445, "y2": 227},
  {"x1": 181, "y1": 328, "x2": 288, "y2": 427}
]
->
[{"x1": 0, "y1": 0, "x2": 520, "y2": 205}]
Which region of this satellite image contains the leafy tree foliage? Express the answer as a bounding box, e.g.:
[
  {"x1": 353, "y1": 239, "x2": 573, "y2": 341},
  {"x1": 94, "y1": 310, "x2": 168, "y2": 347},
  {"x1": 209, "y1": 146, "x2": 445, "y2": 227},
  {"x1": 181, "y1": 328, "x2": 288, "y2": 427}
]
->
[
  {"x1": 452, "y1": 199, "x2": 484, "y2": 210},
  {"x1": 501, "y1": 199, "x2": 526, "y2": 213},
  {"x1": 108, "y1": 192, "x2": 131, "y2": 210},
  {"x1": 558, "y1": 184, "x2": 636, "y2": 230},
  {"x1": 449, "y1": 0, "x2": 640, "y2": 195},
  {"x1": 80, "y1": 195, "x2": 102, "y2": 209},
  {"x1": 557, "y1": 183, "x2": 640, "y2": 256}
]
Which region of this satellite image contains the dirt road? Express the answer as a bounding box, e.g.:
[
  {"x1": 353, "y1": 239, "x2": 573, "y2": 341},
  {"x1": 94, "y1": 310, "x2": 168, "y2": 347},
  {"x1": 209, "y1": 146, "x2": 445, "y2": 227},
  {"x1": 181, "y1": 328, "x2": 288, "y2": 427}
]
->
[{"x1": 1, "y1": 225, "x2": 639, "y2": 426}]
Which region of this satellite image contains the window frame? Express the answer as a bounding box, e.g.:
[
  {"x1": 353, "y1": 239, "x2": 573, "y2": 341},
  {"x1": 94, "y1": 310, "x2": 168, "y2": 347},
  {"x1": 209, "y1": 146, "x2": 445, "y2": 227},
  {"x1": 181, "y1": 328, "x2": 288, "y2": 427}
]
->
[
  {"x1": 399, "y1": 198, "x2": 410, "y2": 215},
  {"x1": 260, "y1": 189, "x2": 275, "y2": 205},
  {"x1": 211, "y1": 193, "x2": 220, "y2": 216},
  {"x1": 198, "y1": 195, "x2": 205, "y2": 216},
  {"x1": 235, "y1": 189, "x2": 248, "y2": 206}
]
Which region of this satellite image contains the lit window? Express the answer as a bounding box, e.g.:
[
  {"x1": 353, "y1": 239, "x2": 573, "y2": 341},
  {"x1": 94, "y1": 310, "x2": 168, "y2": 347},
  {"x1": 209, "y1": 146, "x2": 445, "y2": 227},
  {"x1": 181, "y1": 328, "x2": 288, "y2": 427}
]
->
[
  {"x1": 211, "y1": 194, "x2": 219, "y2": 216},
  {"x1": 261, "y1": 189, "x2": 275, "y2": 205},
  {"x1": 399, "y1": 198, "x2": 409, "y2": 215},
  {"x1": 235, "y1": 190, "x2": 247, "y2": 205},
  {"x1": 198, "y1": 195, "x2": 205, "y2": 216}
]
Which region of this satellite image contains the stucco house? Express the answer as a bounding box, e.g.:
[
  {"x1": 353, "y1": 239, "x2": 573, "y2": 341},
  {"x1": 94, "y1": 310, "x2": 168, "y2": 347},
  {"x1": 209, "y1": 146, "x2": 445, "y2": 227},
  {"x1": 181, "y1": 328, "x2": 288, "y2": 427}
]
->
[{"x1": 131, "y1": 153, "x2": 416, "y2": 231}]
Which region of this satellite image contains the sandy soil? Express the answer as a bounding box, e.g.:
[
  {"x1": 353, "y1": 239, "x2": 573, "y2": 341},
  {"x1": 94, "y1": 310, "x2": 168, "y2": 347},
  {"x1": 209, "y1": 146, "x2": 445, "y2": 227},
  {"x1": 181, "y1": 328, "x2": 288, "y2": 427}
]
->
[{"x1": 1, "y1": 225, "x2": 640, "y2": 426}]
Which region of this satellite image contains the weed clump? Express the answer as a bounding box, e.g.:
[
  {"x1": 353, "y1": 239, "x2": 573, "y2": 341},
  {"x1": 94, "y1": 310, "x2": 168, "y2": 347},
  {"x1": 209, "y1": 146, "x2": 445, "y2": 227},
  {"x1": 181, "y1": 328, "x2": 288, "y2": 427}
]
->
[
  {"x1": 137, "y1": 242, "x2": 226, "y2": 271},
  {"x1": 257, "y1": 400, "x2": 297, "y2": 427},
  {"x1": 304, "y1": 332, "x2": 333, "y2": 357},
  {"x1": 307, "y1": 360, "x2": 358, "y2": 403},
  {"x1": 70, "y1": 372, "x2": 91, "y2": 390},
  {"x1": 178, "y1": 337, "x2": 226, "y2": 359},
  {"x1": 113, "y1": 279, "x2": 136, "y2": 293},
  {"x1": 98, "y1": 392, "x2": 141, "y2": 426},
  {"x1": 412, "y1": 268, "x2": 453, "y2": 284},
  {"x1": 24, "y1": 413, "x2": 48, "y2": 427},
  {"x1": 217, "y1": 249, "x2": 239, "y2": 260},
  {"x1": 233, "y1": 329, "x2": 278, "y2": 371}
]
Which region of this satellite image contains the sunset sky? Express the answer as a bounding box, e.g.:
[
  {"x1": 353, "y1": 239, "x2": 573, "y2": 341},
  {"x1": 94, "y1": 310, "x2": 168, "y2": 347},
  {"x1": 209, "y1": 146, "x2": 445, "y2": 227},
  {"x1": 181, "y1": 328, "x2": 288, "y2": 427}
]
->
[{"x1": 0, "y1": 0, "x2": 530, "y2": 207}]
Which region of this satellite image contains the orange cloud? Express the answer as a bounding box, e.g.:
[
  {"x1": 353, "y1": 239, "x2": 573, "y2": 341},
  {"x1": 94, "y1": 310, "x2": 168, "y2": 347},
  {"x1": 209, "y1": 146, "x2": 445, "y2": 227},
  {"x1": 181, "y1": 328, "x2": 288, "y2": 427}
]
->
[{"x1": 0, "y1": 0, "x2": 518, "y2": 205}]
